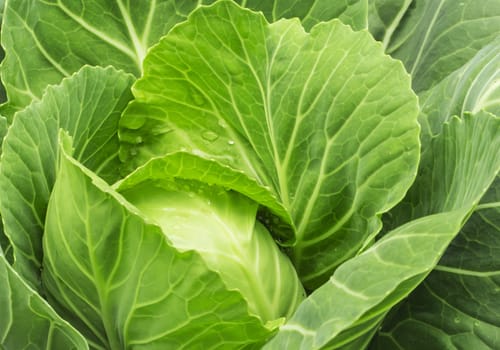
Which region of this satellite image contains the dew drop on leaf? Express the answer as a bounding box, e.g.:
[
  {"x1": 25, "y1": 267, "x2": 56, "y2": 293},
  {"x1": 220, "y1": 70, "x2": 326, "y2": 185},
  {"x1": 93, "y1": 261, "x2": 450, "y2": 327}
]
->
[
  {"x1": 201, "y1": 130, "x2": 219, "y2": 142},
  {"x1": 218, "y1": 120, "x2": 228, "y2": 129}
]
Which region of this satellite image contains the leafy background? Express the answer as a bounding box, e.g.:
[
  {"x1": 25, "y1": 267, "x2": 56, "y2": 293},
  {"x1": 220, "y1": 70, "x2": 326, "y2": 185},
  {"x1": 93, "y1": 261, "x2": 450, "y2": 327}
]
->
[{"x1": 0, "y1": 0, "x2": 498, "y2": 349}]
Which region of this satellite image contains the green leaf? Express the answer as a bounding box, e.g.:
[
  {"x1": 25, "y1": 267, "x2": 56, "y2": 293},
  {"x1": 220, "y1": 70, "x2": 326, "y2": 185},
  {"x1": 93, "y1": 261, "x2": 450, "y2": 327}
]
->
[
  {"x1": 385, "y1": 111, "x2": 500, "y2": 229},
  {"x1": 0, "y1": 115, "x2": 8, "y2": 151},
  {"x1": 119, "y1": 0, "x2": 420, "y2": 289},
  {"x1": 263, "y1": 209, "x2": 469, "y2": 350},
  {"x1": 236, "y1": 0, "x2": 368, "y2": 31},
  {"x1": 0, "y1": 115, "x2": 10, "y2": 260},
  {"x1": 117, "y1": 175, "x2": 305, "y2": 323},
  {"x1": 372, "y1": 178, "x2": 500, "y2": 349},
  {"x1": 0, "y1": 0, "x2": 217, "y2": 114},
  {"x1": 42, "y1": 137, "x2": 272, "y2": 349},
  {"x1": 0, "y1": 66, "x2": 134, "y2": 290},
  {"x1": 367, "y1": 0, "x2": 413, "y2": 48},
  {"x1": 0, "y1": 254, "x2": 88, "y2": 350},
  {"x1": 115, "y1": 152, "x2": 295, "y2": 244},
  {"x1": 0, "y1": 0, "x2": 6, "y2": 104},
  {"x1": 385, "y1": 0, "x2": 500, "y2": 92},
  {"x1": 418, "y1": 39, "x2": 500, "y2": 147}
]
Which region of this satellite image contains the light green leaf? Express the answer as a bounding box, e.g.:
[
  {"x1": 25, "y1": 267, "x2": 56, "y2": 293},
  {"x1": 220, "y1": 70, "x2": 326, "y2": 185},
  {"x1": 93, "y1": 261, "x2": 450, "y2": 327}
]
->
[
  {"x1": 236, "y1": 0, "x2": 368, "y2": 31},
  {"x1": 372, "y1": 178, "x2": 500, "y2": 349},
  {"x1": 42, "y1": 137, "x2": 272, "y2": 349},
  {"x1": 118, "y1": 175, "x2": 305, "y2": 323},
  {"x1": 0, "y1": 66, "x2": 134, "y2": 290},
  {"x1": 116, "y1": 152, "x2": 295, "y2": 243},
  {"x1": 263, "y1": 209, "x2": 469, "y2": 350},
  {"x1": 119, "y1": 1, "x2": 420, "y2": 289},
  {"x1": 0, "y1": 115, "x2": 7, "y2": 151},
  {"x1": 418, "y1": 39, "x2": 500, "y2": 147},
  {"x1": 384, "y1": 111, "x2": 500, "y2": 229},
  {"x1": 0, "y1": 254, "x2": 88, "y2": 350},
  {"x1": 0, "y1": 0, "x2": 217, "y2": 114},
  {"x1": 385, "y1": 0, "x2": 500, "y2": 92}
]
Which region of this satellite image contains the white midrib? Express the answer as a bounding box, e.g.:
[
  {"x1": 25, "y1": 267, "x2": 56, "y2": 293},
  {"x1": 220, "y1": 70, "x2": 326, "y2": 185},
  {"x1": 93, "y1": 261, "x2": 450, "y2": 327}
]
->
[
  {"x1": 117, "y1": 0, "x2": 150, "y2": 71},
  {"x1": 410, "y1": 0, "x2": 445, "y2": 76},
  {"x1": 435, "y1": 265, "x2": 500, "y2": 277},
  {"x1": 473, "y1": 76, "x2": 500, "y2": 113},
  {"x1": 56, "y1": 0, "x2": 136, "y2": 63},
  {"x1": 382, "y1": 0, "x2": 413, "y2": 50}
]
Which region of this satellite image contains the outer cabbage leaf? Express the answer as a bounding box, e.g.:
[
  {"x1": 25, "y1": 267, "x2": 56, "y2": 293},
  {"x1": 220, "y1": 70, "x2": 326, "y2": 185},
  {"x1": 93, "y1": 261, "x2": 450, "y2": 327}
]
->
[
  {"x1": 367, "y1": 0, "x2": 413, "y2": 48},
  {"x1": 0, "y1": 66, "x2": 134, "y2": 290},
  {"x1": 0, "y1": 0, "x2": 218, "y2": 115},
  {"x1": 373, "y1": 103, "x2": 500, "y2": 347},
  {"x1": 0, "y1": 0, "x2": 368, "y2": 116},
  {"x1": 0, "y1": 115, "x2": 7, "y2": 154},
  {"x1": 119, "y1": 1, "x2": 420, "y2": 289},
  {"x1": 418, "y1": 39, "x2": 500, "y2": 148},
  {"x1": 0, "y1": 254, "x2": 88, "y2": 349},
  {"x1": 235, "y1": 0, "x2": 368, "y2": 31},
  {"x1": 263, "y1": 209, "x2": 469, "y2": 349},
  {"x1": 0, "y1": 0, "x2": 6, "y2": 104},
  {"x1": 385, "y1": 0, "x2": 500, "y2": 92},
  {"x1": 41, "y1": 136, "x2": 272, "y2": 349},
  {"x1": 0, "y1": 115, "x2": 9, "y2": 260},
  {"x1": 384, "y1": 111, "x2": 500, "y2": 228},
  {"x1": 372, "y1": 178, "x2": 500, "y2": 349}
]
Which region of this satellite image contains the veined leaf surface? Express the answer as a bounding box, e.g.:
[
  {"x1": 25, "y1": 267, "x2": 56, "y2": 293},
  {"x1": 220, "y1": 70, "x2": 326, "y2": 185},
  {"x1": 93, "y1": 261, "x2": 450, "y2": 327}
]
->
[
  {"x1": 0, "y1": 0, "x2": 217, "y2": 114},
  {"x1": 0, "y1": 0, "x2": 366, "y2": 116},
  {"x1": 385, "y1": 0, "x2": 500, "y2": 92},
  {"x1": 263, "y1": 209, "x2": 469, "y2": 349},
  {"x1": 0, "y1": 254, "x2": 88, "y2": 350},
  {"x1": 0, "y1": 66, "x2": 134, "y2": 290},
  {"x1": 119, "y1": 0, "x2": 420, "y2": 289},
  {"x1": 385, "y1": 111, "x2": 500, "y2": 229},
  {"x1": 367, "y1": 0, "x2": 413, "y2": 48},
  {"x1": 42, "y1": 136, "x2": 272, "y2": 349},
  {"x1": 418, "y1": 39, "x2": 500, "y2": 147},
  {"x1": 235, "y1": 0, "x2": 368, "y2": 30},
  {"x1": 373, "y1": 178, "x2": 500, "y2": 349}
]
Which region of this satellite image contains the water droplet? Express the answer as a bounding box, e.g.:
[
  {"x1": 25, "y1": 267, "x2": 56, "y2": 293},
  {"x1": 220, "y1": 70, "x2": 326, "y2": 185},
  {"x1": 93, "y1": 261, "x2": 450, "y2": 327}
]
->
[
  {"x1": 134, "y1": 136, "x2": 143, "y2": 144},
  {"x1": 218, "y1": 120, "x2": 228, "y2": 129},
  {"x1": 454, "y1": 317, "x2": 460, "y2": 324},
  {"x1": 227, "y1": 140, "x2": 235, "y2": 145},
  {"x1": 201, "y1": 130, "x2": 219, "y2": 142},
  {"x1": 151, "y1": 125, "x2": 172, "y2": 136}
]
